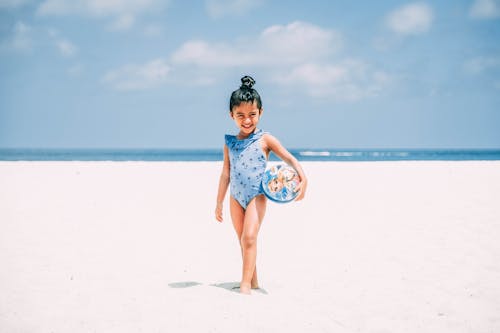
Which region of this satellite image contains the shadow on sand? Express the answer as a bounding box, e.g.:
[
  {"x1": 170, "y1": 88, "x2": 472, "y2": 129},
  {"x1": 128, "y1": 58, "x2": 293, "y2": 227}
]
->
[
  {"x1": 168, "y1": 281, "x2": 202, "y2": 288},
  {"x1": 168, "y1": 281, "x2": 268, "y2": 295}
]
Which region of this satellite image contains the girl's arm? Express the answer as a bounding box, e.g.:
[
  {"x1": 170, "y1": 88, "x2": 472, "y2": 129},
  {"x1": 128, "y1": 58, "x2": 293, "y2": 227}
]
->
[
  {"x1": 263, "y1": 134, "x2": 308, "y2": 201},
  {"x1": 215, "y1": 144, "x2": 230, "y2": 222}
]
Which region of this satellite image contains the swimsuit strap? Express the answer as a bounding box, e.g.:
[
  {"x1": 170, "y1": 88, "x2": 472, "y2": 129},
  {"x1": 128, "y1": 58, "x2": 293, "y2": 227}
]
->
[{"x1": 225, "y1": 129, "x2": 265, "y2": 148}]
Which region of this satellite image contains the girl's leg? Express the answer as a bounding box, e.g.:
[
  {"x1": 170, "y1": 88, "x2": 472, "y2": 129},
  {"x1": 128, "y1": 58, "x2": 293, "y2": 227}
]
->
[
  {"x1": 229, "y1": 197, "x2": 260, "y2": 289},
  {"x1": 239, "y1": 194, "x2": 267, "y2": 294}
]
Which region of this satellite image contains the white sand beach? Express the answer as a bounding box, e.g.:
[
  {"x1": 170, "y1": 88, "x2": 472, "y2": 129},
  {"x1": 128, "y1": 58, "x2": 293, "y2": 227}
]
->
[{"x1": 1, "y1": 161, "x2": 499, "y2": 332}]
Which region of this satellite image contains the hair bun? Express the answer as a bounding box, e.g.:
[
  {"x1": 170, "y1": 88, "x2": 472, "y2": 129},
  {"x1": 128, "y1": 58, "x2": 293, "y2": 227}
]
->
[{"x1": 240, "y1": 76, "x2": 255, "y2": 89}]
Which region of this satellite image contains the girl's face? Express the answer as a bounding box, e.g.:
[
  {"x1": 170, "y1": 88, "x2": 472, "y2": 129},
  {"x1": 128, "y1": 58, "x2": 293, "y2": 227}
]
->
[{"x1": 230, "y1": 101, "x2": 262, "y2": 137}]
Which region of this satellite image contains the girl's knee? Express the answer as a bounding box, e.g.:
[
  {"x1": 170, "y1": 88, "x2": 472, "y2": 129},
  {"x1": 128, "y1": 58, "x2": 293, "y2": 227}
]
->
[{"x1": 241, "y1": 233, "x2": 257, "y2": 248}]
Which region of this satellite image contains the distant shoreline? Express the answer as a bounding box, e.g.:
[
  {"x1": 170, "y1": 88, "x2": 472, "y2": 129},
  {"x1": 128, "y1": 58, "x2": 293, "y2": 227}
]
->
[{"x1": 1, "y1": 148, "x2": 500, "y2": 161}]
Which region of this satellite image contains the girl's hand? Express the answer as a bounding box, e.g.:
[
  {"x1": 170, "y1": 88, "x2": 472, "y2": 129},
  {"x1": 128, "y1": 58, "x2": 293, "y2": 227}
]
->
[
  {"x1": 215, "y1": 203, "x2": 223, "y2": 222},
  {"x1": 294, "y1": 178, "x2": 308, "y2": 201}
]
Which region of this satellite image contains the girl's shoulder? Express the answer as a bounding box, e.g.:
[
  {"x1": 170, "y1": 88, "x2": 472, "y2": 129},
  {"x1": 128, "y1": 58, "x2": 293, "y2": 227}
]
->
[
  {"x1": 261, "y1": 132, "x2": 272, "y2": 138},
  {"x1": 261, "y1": 132, "x2": 279, "y2": 143},
  {"x1": 260, "y1": 132, "x2": 277, "y2": 153},
  {"x1": 261, "y1": 132, "x2": 286, "y2": 153}
]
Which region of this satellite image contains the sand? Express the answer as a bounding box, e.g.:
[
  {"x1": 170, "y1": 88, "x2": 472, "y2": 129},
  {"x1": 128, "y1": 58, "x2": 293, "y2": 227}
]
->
[{"x1": 1, "y1": 161, "x2": 499, "y2": 332}]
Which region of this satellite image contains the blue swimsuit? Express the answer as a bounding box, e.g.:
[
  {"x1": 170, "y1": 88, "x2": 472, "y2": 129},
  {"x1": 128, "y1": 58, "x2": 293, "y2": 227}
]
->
[{"x1": 225, "y1": 129, "x2": 268, "y2": 209}]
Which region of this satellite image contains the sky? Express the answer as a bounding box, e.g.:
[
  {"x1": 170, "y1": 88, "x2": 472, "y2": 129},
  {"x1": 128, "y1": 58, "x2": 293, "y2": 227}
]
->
[{"x1": 0, "y1": 0, "x2": 499, "y2": 149}]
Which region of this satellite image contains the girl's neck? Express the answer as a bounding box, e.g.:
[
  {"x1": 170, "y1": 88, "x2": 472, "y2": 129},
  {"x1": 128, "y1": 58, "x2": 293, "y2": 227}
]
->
[{"x1": 237, "y1": 128, "x2": 258, "y2": 140}]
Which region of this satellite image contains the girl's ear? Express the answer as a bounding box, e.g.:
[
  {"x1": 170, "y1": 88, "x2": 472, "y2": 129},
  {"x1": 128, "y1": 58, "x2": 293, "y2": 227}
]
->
[
  {"x1": 259, "y1": 108, "x2": 264, "y2": 116},
  {"x1": 229, "y1": 110, "x2": 234, "y2": 119}
]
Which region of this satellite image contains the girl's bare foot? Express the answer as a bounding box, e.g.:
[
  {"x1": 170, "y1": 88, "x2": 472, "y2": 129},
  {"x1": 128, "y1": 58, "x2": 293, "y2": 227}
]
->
[{"x1": 240, "y1": 283, "x2": 251, "y2": 295}]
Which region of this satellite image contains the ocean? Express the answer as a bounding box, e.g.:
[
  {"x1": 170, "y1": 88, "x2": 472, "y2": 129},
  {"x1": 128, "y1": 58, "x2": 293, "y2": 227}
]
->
[{"x1": 1, "y1": 148, "x2": 500, "y2": 161}]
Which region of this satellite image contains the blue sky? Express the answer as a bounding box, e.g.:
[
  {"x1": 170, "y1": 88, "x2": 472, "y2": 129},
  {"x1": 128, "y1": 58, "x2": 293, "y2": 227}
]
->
[{"x1": 1, "y1": 0, "x2": 499, "y2": 149}]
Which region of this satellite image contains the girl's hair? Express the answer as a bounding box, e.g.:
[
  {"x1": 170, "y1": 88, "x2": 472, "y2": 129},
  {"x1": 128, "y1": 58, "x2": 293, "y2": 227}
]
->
[{"x1": 229, "y1": 76, "x2": 262, "y2": 111}]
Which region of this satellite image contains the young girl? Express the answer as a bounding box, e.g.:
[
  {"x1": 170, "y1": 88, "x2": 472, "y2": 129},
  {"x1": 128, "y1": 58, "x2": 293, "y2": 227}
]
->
[{"x1": 215, "y1": 75, "x2": 308, "y2": 295}]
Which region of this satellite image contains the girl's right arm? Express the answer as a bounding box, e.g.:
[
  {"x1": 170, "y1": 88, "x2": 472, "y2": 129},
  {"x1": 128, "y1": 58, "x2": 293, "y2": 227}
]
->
[{"x1": 215, "y1": 144, "x2": 230, "y2": 222}]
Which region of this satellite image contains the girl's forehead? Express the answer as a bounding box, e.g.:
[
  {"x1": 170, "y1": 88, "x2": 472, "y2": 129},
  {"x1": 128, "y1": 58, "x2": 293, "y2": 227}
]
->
[{"x1": 233, "y1": 102, "x2": 259, "y2": 113}]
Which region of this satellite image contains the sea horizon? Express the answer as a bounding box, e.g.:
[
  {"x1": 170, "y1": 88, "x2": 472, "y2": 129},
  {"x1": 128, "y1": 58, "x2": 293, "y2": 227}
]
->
[{"x1": 1, "y1": 148, "x2": 500, "y2": 162}]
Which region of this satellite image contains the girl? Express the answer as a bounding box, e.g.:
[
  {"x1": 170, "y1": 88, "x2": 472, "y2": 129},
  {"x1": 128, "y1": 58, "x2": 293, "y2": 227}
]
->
[{"x1": 215, "y1": 76, "x2": 308, "y2": 295}]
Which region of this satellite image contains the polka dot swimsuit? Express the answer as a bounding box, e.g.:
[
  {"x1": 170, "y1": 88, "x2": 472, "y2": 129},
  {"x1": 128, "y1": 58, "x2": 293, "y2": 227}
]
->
[{"x1": 225, "y1": 129, "x2": 267, "y2": 209}]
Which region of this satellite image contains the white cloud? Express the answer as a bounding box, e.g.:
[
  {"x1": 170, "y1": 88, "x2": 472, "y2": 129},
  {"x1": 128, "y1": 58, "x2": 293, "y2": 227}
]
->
[
  {"x1": 276, "y1": 62, "x2": 390, "y2": 100},
  {"x1": 205, "y1": 0, "x2": 263, "y2": 19},
  {"x1": 4, "y1": 22, "x2": 79, "y2": 57},
  {"x1": 260, "y1": 22, "x2": 339, "y2": 62},
  {"x1": 37, "y1": 0, "x2": 164, "y2": 16},
  {"x1": 171, "y1": 41, "x2": 243, "y2": 67},
  {"x1": 102, "y1": 58, "x2": 171, "y2": 91},
  {"x1": 171, "y1": 21, "x2": 341, "y2": 67},
  {"x1": 169, "y1": 21, "x2": 387, "y2": 101},
  {"x1": 37, "y1": 0, "x2": 168, "y2": 31},
  {"x1": 469, "y1": 0, "x2": 500, "y2": 19},
  {"x1": 101, "y1": 20, "x2": 385, "y2": 100},
  {"x1": 386, "y1": 2, "x2": 433, "y2": 35},
  {"x1": 46, "y1": 28, "x2": 77, "y2": 57},
  {"x1": 0, "y1": 0, "x2": 32, "y2": 8}
]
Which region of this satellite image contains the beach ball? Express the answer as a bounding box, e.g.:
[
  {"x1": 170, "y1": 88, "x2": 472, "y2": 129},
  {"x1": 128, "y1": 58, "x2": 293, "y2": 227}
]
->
[{"x1": 261, "y1": 163, "x2": 300, "y2": 203}]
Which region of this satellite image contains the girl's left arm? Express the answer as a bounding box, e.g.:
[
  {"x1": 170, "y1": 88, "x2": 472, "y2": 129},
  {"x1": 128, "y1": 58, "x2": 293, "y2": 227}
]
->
[{"x1": 264, "y1": 134, "x2": 307, "y2": 201}]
